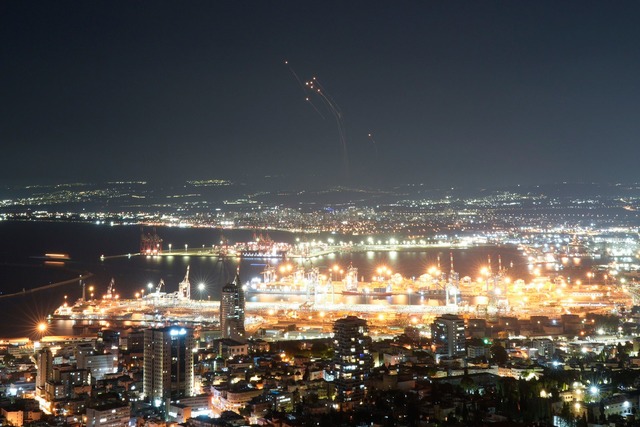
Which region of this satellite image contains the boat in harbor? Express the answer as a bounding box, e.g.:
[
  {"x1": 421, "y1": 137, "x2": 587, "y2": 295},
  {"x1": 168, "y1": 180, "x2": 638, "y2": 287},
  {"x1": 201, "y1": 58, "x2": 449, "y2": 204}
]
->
[
  {"x1": 236, "y1": 233, "x2": 290, "y2": 258},
  {"x1": 52, "y1": 267, "x2": 222, "y2": 327},
  {"x1": 339, "y1": 265, "x2": 395, "y2": 296},
  {"x1": 246, "y1": 264, "x2": 316, "y2": 295}
]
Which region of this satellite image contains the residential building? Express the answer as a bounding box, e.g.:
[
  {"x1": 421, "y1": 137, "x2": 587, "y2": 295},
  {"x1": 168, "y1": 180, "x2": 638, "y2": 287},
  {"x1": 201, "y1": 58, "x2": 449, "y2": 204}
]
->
[
  {"x1": 432, "y1": 314, "x2": 466, "y2": 358},
  {"x1": 143, "y1": 327, "x2": 195, "y2": 406},
  {"x1": 331, "y1": 316, "x2": 373, "y2": 409},
  {"x1": 35, "y1": 347, "x2": 53, "y2": 397},
  {"x1": 220, "y1": 271, "x2": 245, "y2": 341},
  {"x1": 85, "y1": 401, "x2": 130, "y2": 427},
  {"x1": 77, "y1": 352, "x2": 118, "y2": 381}
]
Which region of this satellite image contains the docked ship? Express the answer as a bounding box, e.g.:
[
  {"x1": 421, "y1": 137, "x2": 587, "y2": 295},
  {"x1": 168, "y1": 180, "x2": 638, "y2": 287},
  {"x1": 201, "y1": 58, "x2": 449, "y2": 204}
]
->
[
  {"x1": 245, "y1": 263, "x2": 398, "y2": 297},
  {"x1": 340, "y1": 265, "x2": 394, "y2": 297},
  {"x1": 235, "y1": 233, "x2": 290, "y2": 258},
  {"x1": 246, "y1": 264, "x2": 317, "y2": 295},
  {"x1": 52, "y1": 267, "x2": 222, "y2": 327}
]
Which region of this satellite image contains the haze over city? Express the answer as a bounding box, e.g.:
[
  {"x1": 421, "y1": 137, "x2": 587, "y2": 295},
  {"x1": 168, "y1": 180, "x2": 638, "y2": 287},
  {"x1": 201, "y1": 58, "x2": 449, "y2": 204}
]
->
[
  {"x1": 4, "y1": 3, "x2": 640, "y2": 427},
  {"x1": 3, "y1": 1, "x2": 640, "y2": 188}
]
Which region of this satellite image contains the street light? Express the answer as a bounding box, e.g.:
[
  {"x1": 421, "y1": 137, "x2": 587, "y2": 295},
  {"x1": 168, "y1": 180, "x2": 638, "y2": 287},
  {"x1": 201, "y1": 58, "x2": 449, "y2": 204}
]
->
[
  {"x1": 169, "y1": 243, "x2": 172, "y2": 253},
  {"x1": 198, "y1": 283, "x2": 205, "y2": 300},
  {"x1": 37, "y1": 322, "x2": 47, "y2": 334}
]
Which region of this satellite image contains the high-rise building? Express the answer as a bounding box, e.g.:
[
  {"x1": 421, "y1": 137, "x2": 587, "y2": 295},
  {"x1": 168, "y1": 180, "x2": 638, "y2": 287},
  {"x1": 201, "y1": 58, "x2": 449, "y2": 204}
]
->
[
  {"x1": 431, "y1": 314, "x2": 466, "y2": 358},
  {"x1": 35, "y1": 347, "x2": 53, "y2": 397},
  {"x1": 143, "y1": 327, "x2": 195, "y2": 407},
  {"x1": 332, "y1": 316, "x2": 372, "y2": 408},
  {"x1": 220, "y1": 271, "x2": 245, "y2": 340}
]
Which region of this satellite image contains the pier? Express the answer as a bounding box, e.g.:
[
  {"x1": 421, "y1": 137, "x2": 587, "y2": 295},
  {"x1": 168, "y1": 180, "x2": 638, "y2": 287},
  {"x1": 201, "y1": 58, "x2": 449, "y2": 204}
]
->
[{"x1": 100, "y1": 241, "x2": 475, "y2": 261}]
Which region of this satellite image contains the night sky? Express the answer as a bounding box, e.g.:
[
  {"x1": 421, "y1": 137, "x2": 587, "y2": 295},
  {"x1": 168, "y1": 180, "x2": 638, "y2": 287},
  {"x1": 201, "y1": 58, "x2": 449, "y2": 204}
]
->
[{"x1": 2, "y1": 1, "x2": 640, "y2": 188}]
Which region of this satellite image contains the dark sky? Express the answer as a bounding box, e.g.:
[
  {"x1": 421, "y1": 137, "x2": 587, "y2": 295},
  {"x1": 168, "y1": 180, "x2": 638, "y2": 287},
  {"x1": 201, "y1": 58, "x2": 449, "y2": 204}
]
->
[{"x1": 2, "y1": 1, "x2": 640, "y2": 188}]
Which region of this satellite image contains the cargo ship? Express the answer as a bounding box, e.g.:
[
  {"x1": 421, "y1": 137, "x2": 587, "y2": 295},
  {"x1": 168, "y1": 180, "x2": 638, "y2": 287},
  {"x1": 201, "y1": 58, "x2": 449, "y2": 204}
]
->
[
  {"x1": 52, "y1": 267, "x2": 222, "y2": 327},
  {"x1": 246, "y1": 265, "x2": 316, "y2": 295},
  {"x1": 245, "y1": 264, "x2": 398, "y2": 297},
  {"x1": 234, "y1": 233, "x2": 291, "y2": 258}
]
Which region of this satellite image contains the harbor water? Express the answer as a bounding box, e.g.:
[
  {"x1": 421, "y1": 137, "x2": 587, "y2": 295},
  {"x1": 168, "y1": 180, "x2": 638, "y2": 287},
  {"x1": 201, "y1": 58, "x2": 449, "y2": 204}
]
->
[{"x1": 0, "y1": 221, "x2": 576, "y2": 338}]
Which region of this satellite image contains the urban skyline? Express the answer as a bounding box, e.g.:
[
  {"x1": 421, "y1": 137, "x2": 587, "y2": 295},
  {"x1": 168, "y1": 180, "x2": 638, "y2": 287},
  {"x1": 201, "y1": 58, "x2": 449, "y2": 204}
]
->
[
  {"x1": 3, "y1": 196, "x2": 640, "y2": 425},
  {"x1": 4, "y1": 2, "x2": 640, "y2": 426}
]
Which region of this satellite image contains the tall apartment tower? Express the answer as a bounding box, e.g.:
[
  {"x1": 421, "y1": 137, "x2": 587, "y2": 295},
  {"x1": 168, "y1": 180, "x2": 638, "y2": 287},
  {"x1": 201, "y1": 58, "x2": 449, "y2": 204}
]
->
[
  {"x1": 332, "y1": 316, "x2": 373, "y2": 409},
  {"x1": 220, "y1": 271, "x2": 245, "y2": 340},
  {"x1": 143, "y1": 327, "x2": 194, "y2": 407},
  {"x1": 35, "y1": 347, "x2": 53, "y2": 397},
  {"x1": 431, "y1": 314, "x2": 466, "y2": 358}
]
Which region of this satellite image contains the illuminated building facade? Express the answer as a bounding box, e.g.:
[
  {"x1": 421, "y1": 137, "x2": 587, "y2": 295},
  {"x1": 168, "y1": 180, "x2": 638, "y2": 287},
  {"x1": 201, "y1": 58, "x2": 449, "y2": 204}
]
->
[
  {"x1": 431, "y1": 314, "x2": 466, "y2": 358},
  {"x1": 35, "y1": 347, "x2": 53, "y2": 397},
  {"x1": 85, "y1": 401, "x2": 130, "y2": 427},
  {"x1": 332, "y1": 316, "x2": 372, "y2": 408},
  {"x1": 143, "y1": 327, "x2": 195, "y2": 406},
  {"x1": 77, "y1": 352, "x2": 118, "y2": 381},
  {"x1": 43, "y1": 364, "x2": 92, "y2": 414},
  {"x1": 220, "y1": 272, "x2": 245, "y2": 340}
]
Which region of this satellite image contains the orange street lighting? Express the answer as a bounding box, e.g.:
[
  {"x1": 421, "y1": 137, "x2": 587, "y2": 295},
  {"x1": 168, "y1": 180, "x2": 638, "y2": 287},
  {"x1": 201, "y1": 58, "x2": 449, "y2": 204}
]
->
[{"x1": 37, "y1": 322, "x2": 48, "y2": 336}]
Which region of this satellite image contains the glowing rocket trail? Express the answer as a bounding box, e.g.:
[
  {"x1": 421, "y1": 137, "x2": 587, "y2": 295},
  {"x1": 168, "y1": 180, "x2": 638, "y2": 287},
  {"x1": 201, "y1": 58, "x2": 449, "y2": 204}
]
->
[
  {"x1": 308, "y1": 78, "x2": 349, "y2": 179},
  {"x1": 284, "y1": 60, "x2": 350, "y2": 179},
  {"x1": 285, "y1": 60, "x2": 324, "y2": 119}
]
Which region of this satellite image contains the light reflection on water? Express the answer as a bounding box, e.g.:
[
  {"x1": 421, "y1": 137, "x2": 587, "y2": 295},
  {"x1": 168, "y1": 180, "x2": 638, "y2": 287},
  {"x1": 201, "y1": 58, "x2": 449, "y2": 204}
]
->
[
  {"x1": 0, "y1": 221, "x2": 596, "y2": 337},
  {"x1": 38, "y1": 246, "x2": 532, "y2": 337}
]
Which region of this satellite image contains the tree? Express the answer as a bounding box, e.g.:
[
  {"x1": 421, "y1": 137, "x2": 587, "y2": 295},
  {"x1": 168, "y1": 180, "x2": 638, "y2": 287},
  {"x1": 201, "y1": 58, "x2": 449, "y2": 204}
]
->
[
  {"x1": 3, "y1": 353, "x2": 15, "y2": 367},
  {"x1": 560, "y1": 402, "x2": 572, "y2": 421},
  {"x1": 460, "y1": 375, "x2": 475, "y2": 394},
  {"x1": 577, "y1": 412, "x2": 587, "y2": 427},
  {"x1": 490, "y1": 343, "x2": 508, "y2": 365}
]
